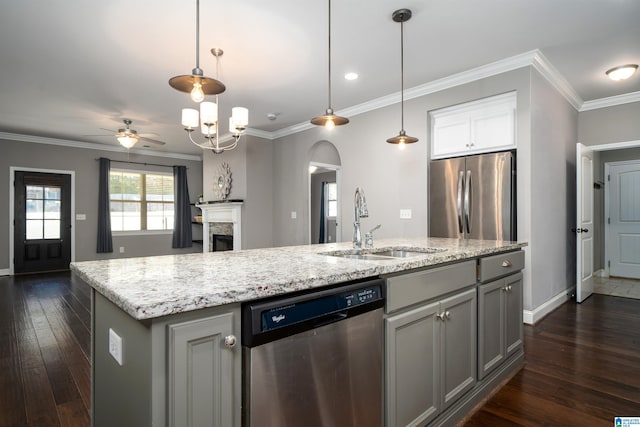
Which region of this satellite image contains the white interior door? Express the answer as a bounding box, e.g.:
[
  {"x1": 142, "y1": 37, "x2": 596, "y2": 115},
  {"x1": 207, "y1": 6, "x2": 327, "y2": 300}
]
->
[
  {"x1": 576, "y1": 143, "x2": 594, "y2": 303},
  {"x1": 608, "y1": 161, "x2": 640, "y2": 279}
]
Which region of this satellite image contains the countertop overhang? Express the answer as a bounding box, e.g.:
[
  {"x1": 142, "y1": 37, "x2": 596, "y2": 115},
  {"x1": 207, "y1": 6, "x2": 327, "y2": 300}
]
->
[{"x1": 70, "y1": 237, "x2": 527, "y2": 320}]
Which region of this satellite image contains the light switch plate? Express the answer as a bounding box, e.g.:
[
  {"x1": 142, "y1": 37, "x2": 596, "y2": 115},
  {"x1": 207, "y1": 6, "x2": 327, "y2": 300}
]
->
[
  {"x1": 400, "y1": 209, "x2": 412, "y2": 219},
  {"x1": 108, "y1": 328, "x2": 123, "y2": 366},
  {"x1": 291, "y1": 211, "x2": 297, "y2": 219},
  {"x1": 75, "y1": 213, "x2": 86, "y2": 221}
]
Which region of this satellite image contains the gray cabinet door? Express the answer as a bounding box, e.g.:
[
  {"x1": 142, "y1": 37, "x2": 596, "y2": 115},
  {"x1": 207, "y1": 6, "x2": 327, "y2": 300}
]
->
[
  {"x1": 505, "y1": 273, "x2": 524, "y2": 357},
  {"x1": 439, "y1": 288, "x2": 477, "y2": 410},
  {"x1": 478, "y1": 279, "x2": 506, "y2": 380},
  {"x1": 167, "y1": 312, "x2": 237, "y2": 427},
  {"x1": 386, "y1": 300, "x2": 440, "y2": 427}
]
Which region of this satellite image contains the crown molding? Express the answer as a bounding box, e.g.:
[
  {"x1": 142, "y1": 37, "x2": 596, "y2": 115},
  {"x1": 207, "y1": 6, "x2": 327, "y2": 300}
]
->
[
  {"x1": 530, "y1": 50, "x2": 583, "y2": 110},
  {"x1": 580, "y1": 91, "x2": 640, "y2": 112},
  {"x1": 0, "y1": 132, "x2": 202, "y2": 161}
]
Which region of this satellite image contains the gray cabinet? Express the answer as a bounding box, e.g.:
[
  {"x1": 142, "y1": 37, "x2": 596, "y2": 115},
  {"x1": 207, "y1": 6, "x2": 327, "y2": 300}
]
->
[
  {"x1": 478, "y1": 252, "x2": 524, "y2": 380},
  {"x1": 167, "y1": 312, "x2": 238, "y2": 427},
  {"x1": 92, "y1": 291, "x2": 241, "y2": 427},
  {"x1": 385, "y1": 262, "x2": 477, "y2": 427}
]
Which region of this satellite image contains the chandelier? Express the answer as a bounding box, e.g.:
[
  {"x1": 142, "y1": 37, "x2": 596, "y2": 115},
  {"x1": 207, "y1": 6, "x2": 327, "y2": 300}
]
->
[{"x1": 180, "y1": 49, "x2": 249, "y2": 154}]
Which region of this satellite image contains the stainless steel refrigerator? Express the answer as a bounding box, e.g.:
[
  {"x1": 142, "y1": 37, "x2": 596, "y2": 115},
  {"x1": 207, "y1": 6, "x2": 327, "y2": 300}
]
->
[{"x1": 429, "y1": 150, "x2": 516, "y2": 240}]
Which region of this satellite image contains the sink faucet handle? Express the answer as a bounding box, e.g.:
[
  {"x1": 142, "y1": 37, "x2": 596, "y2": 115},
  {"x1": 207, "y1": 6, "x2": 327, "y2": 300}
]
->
[{"x1": 364, "y1": 225, "x2": 380, "y2": 249}]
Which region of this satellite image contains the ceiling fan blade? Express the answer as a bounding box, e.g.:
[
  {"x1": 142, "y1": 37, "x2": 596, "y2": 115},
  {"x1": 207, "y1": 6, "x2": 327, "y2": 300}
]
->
[
  {"x1": 84, "y1": 134, "x2": 114, "y2": 137},
  {"x1": 138, "y1": 132, "x2": 160, "y2": 138},
  {"x1": 99, "y1": 128, "x2": 117, "y2": 133},
  {"x1": 139, "y1": 136, "x2": 166, "y2": 146}
]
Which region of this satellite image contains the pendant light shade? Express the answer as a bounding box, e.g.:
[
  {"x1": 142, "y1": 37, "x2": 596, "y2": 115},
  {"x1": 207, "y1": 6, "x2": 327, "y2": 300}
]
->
[
  {"x1": 387, "y1": 8, "x2": 418, "y2": 146},
  {"x1": 169, "y1": 0, "x2": 225, "y2": 101},
  {"x1": 311, "y1": 0, "x2": 349, "y2": 129}
]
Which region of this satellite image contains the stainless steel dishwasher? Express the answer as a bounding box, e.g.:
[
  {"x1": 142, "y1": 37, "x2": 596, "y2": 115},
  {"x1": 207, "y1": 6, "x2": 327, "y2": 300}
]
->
[{"x1": 242, "y1": 278, "x2": 384, "y2": 427}]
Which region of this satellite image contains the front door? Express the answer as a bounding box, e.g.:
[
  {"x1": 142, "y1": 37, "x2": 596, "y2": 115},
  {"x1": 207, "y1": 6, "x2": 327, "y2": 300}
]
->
[
  {"x1": 14, "y1": 171, "x2": 72, "y2": 273},
  {"x1": 608, "y1": 161, "x2": 640, "y2": 279}
]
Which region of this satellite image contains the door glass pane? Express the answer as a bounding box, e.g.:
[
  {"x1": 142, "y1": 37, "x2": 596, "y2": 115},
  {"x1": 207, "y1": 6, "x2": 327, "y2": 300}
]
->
[
  {"x1": 26, "y1": 186, "x2": 43, "y2": 199},
  {"x1": 26, "y1": 199, "x2": 44, "y2": 219},
  {"x1": 45, "y1": 186, "x2": 61, "y2": 200},
  {"x1": 147, "y1": 202, "x2": 164, "y2": 230},
  {"x1": 123, "y1": 173, "x2": 141, "y2": 201},
  {"x1": 44, "y1": 220, "x2": 61, "y2": 239},
  {"x1": 110, "y1": 202, "x2": 123, "y2": 231},
  {"x1": 328, "y1": 201, "x2": 337, "y2": 217},
  {"x1": 26, "y1": 220, "x2": 43, "y2": 239},
  {"x1": 110, "y1": 172, "x2": 123, "y2": 200},
  {"x1": 44, "y1": 200, "x2": 61, "y2": 219}
]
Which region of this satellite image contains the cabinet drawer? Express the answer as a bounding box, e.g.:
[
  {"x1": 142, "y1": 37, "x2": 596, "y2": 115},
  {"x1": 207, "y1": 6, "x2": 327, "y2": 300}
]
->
[
  {"x1": 385, "y1": 261, "x2": 476, "y2": 313},
  {"x1": 478, "y1": 251, "x2": 524, "y2": 282}
]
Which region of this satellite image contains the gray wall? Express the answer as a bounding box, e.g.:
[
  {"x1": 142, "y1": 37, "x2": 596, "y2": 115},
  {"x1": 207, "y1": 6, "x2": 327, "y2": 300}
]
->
[
  {"x1": 529, "y1": 69, "x2": 578, "y2": 309},
  {"x1": 1, "y1": 138, "x2": 203, "y2": 271},
  {"x1": 578, "y1": 102, "x2": 640, "y2": 145}
]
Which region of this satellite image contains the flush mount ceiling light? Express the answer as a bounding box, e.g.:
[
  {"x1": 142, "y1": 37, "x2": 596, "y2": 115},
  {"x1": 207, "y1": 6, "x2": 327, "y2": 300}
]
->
[
  {"x1": 180, "y1": 49, "x2": 249, "y2": 154},
  {"x1": 310, "y1": 0, "x2": 349, "y2": 130},
  {"x1": 169, "y1": 0, "x2": 225, "y2": 102},
  {"x1": 386, "y1": 9, "x2": 418, "y2": 147},
  {"x1": 606, "y1": 64, "x2": 638, "y2": 81}
]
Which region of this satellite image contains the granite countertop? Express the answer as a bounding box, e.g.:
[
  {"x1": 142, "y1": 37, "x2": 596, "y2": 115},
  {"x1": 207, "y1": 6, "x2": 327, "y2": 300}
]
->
[{"x1": 70, "y1": 237, "x2": 526, "y2": 321}]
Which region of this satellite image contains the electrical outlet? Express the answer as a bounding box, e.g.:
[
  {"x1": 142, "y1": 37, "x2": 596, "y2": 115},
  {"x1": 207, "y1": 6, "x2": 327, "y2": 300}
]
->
[
  {"x1": 108, "y1": 328, "x2": 123, "y2": 366},
  {"x1": 400, "y1": 209, "x2": 412, "y2": 219},
  {"x1": 291, "y1": 211, "x2": 297, "y2": 219},
  {"x1": 119, "y1": 246, "x2": 125, "y2": 253}
]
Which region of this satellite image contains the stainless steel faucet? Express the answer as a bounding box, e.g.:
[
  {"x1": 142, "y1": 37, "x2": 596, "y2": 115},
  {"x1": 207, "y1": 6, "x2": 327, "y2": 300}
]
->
[{"x1": 353, "y1": 187, "x2": 369, "y2": 248}]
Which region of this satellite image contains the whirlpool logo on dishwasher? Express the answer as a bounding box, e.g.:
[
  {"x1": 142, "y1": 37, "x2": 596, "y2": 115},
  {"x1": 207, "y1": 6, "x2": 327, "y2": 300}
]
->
[{"x1": 272, "y1": 314, "x2": 286, "y2": 323}]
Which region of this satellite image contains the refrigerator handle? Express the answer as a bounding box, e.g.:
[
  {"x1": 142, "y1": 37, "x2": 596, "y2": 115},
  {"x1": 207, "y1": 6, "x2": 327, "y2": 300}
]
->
[
  {"x1": 464, "y1": 170, "x2": 472, "y2": 234},
  {"x1": 457, "y1": 171, "x2": 464, "y2": 234}
]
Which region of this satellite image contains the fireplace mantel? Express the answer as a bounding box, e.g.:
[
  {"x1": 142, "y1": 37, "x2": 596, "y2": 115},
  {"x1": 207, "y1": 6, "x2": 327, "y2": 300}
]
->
[{"x1": 196, "y1": 202, "x2": 243, "y2": 252}]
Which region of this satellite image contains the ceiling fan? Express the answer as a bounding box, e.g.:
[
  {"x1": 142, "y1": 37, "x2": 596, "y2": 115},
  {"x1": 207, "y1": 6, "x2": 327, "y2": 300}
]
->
[{"x1": 93, "y1": 119, "x2": 166, "y2": 149}]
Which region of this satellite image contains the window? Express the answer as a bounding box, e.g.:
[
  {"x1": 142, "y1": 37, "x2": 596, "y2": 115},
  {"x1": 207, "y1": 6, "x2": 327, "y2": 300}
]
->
[
  {"x1": 326, "y1": 182, "x2": 337, "y2": 218},
  {"x1": 109, "y1": 170, "x2": 174, "y2": 232},
  {"x1": 26, "y1": 185, "x2": 61, "y2": 240}
]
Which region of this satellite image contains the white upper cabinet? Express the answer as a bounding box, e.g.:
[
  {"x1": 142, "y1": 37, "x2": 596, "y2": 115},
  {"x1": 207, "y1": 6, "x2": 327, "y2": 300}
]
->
[{"x1": 430, "y1": 92, "x2": 516, "y2": 159}]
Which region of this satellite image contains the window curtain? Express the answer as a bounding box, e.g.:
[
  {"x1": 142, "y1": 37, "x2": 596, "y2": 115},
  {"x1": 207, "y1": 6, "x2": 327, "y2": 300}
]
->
[
  {"x1": 97, "y1": 157, "x2": 113, "y2": 253},
  {"x1": 172, "y1": 165, "x2": 192, "y2": 248},
  {"x1": 319, "y1": 181, "x2": 327, "y2": 244}
]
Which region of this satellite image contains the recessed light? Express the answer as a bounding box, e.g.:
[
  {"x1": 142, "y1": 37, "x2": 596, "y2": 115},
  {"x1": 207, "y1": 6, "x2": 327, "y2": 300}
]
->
[
  {"x1": 344, "y1": 72, "x2": 359, "y2": 81},
  {"x1": 606, "y1": 64, "x2": 638, "y2": 81}
]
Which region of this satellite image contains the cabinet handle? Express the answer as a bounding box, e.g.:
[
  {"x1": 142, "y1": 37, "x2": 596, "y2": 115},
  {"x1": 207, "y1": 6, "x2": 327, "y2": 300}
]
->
[
  {"x1": 444, "y1": 311, "x2": 451, "y2": 320},
  {"x1": 501, "y1": 259, "x2": 512, "y2": 268},
  {"x1": 502, "y1": 286, "x2": 509, "y2": 292},
  {"x1": 436, "y1": 312, "x2": 443, "y2": 321},
  {"x1": 507, "y1": 285, "x2": 512, "y2": 292},
  {"x1": 224, "y1": 335, "x2": 237, "y2": 349}
]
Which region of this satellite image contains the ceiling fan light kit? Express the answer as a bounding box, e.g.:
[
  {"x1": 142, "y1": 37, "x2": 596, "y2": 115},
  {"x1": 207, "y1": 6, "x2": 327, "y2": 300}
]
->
[
  {"x1": 310, "y1": 0, "x2": 349, "y2": 129},
  {"x1": 386, "y1": 8, "x2": 418, "y2": 147},
  {"x1": 169, "y1": 0, "x2": 225, "y2": 101},
  {"x1": 606, "y1": 64, "x2": 638, "y2": 81}
]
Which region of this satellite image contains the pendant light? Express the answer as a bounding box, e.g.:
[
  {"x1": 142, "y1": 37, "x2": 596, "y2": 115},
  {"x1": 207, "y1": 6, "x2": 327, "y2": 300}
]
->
[
  {"x1": 169, "y1": 0, "x2": 225, "y2": 102},
  {"x1": 387, "y1": 9, "x2": 418, "y2": 146},
  {"x1": 310, "y1": 0, "x2": 349, "y2": 129}
]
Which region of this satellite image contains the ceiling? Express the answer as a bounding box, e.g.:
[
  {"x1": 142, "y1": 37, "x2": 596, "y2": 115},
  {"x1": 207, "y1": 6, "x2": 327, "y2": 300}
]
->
[{"x1": 1, "y1": 0, "x2": 639, "y2": 156}]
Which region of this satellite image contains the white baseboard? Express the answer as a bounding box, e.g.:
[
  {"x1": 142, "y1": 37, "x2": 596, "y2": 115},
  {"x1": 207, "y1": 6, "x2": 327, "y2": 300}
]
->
[
  {"x1": 523, "y1": 289, "x2": 571, "y2": 325},
  {"x1": 0, "y1": 268, "x2": 10, "y2": 276},
  {"x1": 594, "y1": 268, "x2": 608, "y2": 278}
]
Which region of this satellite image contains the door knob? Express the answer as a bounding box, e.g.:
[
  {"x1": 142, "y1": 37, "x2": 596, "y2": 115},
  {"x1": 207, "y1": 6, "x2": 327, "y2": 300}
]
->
[
  {"x1": 571, "y1": 228, "x2": 589, "y2": 233},
  {"x1": 224, "y1": 335, "x2": 237, "y2": 349}
]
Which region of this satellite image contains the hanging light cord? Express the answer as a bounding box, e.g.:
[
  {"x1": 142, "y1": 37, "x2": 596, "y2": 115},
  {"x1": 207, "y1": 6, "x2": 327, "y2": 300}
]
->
[
  {"x1": 327, "y1": 0, "x2": 333, "y2": 111},
  {"x1": 194, "y1": 0, "x2": 200, "y2": 71},
  {"x1": 399, "y1": 18, "x2": 405, "y2": 132}
]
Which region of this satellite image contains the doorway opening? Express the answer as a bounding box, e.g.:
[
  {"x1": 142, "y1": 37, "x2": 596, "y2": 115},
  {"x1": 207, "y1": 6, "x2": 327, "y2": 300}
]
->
[
  {"x1": 309, "y1": 163, "x2": 341, "y2": 244},
  {"x1": 10, "y1": 168, "x2": 75, "y2": 275}
]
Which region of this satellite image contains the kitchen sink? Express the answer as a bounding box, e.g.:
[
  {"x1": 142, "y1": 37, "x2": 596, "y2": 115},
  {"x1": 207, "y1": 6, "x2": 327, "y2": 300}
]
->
[{"x1": 322, "y1": 247, "x2": 447, "y2": 261}]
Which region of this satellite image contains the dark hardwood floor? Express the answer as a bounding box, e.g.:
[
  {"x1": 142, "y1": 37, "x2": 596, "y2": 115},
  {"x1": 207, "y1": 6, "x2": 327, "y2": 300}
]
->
[
  {"x1": 465, "y1": 294, "x2": 640, "y2": 426},
  {"x1": 1, "y1": 273, "x2": 639, "y2": 426},
  {"x1": 0, "y1": 272, "x2": 91, "y2": 427}
]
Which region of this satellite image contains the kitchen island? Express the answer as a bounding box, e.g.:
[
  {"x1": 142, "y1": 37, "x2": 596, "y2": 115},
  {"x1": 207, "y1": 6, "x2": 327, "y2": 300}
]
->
[{"x1": 71, "y1": 237, "x2": 526, "y2": 427}]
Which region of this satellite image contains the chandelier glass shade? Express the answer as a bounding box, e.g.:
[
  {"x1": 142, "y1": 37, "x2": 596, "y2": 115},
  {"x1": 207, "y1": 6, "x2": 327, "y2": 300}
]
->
[
  {"x1": 181, "y1": 99, "x2": 249, "y2": 154},
  {"x1": 117, "y1": 135, "x2": 139, "y2": 149},
  {"x1": 386, "y1": 9, "x2": 418, "y2": 147}
]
